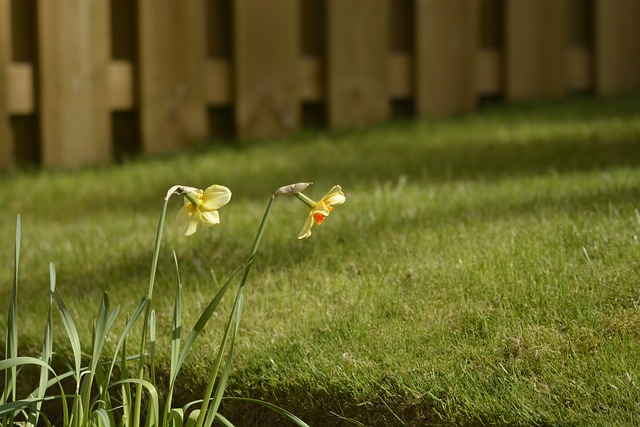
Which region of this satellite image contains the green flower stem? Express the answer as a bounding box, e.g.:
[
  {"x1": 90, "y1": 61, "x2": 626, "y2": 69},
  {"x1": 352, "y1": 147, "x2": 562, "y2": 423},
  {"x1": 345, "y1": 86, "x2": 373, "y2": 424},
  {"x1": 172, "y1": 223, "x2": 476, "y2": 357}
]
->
[
  {"x1": 240, "y1": 195, "x2": 276, "y2": 289},
  {"x1": 184, "y1": 191, "x2": 201, "y2": 207},
  {"x1": 196, "y1": 195, "x2": 276, "y2": 427},
  {"x1": 133, "y1": 197, "x2": 169, "y2": 427},
  {"x1": 294, "y1": 192, "x2": 316, "y2": 209}
]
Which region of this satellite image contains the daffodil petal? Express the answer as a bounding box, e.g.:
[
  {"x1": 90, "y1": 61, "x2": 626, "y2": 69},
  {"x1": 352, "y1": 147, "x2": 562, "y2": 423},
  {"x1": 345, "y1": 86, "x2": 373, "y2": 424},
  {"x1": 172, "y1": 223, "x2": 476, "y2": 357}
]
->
[
  {"x1": 176, "y1": 204, "x2": 195, "y2": 227},
  {"x1": 311, "y1": 203, "x2": 331, "y2": 217},
  {"x1": 325, "y1": 193, "x2": 345, "y2": 205},
  {"x1": 183, "y1": 219, "x2": 199, "y2": 236},
  {"x1": 322, "y1": 186, "x2": 345, "y2": 206},
  {"x1": 200, "y1": 210, "x2": 220, "y2": 225},
  {"x1": 298, "y1": 215, "x2": 315, "y2": 239},
  {"x1": 201, "y1": 185, "x2": 232, "y2": 210}
]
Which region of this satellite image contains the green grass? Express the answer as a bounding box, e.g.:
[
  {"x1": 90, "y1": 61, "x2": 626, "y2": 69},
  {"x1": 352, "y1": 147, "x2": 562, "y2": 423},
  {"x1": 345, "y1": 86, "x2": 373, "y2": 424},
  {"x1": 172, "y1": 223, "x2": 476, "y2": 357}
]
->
[{"x1": 2, "y1": 95, "x2": 640, "y2": 425}]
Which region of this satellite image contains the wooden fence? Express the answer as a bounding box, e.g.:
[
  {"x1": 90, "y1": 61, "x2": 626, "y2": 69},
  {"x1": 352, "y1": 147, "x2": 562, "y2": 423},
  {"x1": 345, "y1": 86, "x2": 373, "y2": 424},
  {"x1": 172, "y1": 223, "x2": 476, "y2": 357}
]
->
[{"x1": 1, "y1": 0, "x2": 640, "y2": 169}]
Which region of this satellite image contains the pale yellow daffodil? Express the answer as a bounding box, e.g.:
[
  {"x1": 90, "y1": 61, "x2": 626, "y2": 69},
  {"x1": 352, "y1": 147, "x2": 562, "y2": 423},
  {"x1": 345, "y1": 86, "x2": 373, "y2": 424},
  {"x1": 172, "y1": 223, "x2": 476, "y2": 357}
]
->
[
  {"x1": 295, "y1": 185, "x2": 345, "y2": 239},
  {"x1": 175, "y1": 185, "x2": 232, "y2": 236}
]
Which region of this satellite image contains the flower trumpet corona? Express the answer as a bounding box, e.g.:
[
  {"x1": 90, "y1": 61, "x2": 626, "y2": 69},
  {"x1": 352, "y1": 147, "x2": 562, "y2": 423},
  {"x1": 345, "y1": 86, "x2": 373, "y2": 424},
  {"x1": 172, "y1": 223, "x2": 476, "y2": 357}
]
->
[
  {"x1": 173, "y1": 184, "x2": 232, "y2": 236},
  {"x1": 294, "y1": 185, "x2": 345, "y2": 239}
]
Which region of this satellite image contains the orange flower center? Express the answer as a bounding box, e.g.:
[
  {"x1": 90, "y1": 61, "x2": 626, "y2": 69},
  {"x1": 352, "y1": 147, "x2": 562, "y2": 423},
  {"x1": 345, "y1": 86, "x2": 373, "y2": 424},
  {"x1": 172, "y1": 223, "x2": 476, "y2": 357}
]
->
[{"x1": 313, "y1": 205, "x2": 334, "y2": 224}]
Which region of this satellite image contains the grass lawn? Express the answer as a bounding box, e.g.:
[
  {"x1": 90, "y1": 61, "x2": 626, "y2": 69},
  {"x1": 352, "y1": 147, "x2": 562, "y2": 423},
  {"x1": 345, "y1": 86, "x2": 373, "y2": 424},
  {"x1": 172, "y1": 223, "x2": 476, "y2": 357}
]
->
[{"x1": 1, "y1": 95, "x2": 640, "y2": 425}]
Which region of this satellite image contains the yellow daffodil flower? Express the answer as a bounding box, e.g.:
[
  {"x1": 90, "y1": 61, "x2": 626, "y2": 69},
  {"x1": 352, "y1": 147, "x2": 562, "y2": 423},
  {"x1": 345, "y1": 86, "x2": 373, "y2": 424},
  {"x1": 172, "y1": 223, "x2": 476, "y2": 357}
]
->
[
  {"x1": 295, "y1": 185, "x2": 345, "y2": 239},
  {"x1": 175, "y1": 185, "x2": 232, "y2": 236}
]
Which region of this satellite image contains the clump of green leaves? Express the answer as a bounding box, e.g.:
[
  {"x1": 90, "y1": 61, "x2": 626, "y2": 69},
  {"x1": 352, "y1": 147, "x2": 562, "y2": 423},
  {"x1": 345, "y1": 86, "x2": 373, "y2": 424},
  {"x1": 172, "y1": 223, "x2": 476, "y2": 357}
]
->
[{"x1": 0, "y1": 182, "x2": 324, "y2": 426}]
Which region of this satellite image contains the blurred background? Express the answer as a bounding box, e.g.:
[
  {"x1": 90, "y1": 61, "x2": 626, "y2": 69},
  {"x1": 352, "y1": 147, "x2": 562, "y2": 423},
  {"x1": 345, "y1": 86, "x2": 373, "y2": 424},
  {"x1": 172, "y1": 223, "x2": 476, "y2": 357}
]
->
[{"x1": 1, "y1": 0, "x2": 639, "y2": 170}]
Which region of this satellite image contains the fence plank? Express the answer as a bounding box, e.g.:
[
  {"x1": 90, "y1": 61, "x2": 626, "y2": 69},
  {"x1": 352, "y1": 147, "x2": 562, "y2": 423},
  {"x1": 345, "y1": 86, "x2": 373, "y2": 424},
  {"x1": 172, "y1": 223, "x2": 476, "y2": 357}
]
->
[
  {"x1": 3, "y1": 0, "x2": 640, "y2": 168},
  {"x1": 37, "y1": 0, "x2": 111, "y2": 167},
  {"x1": 476, "y1": 49, "x2": 502, "y2": 95},
  {"x1": 567, "y1": 47, "x2": 592, "y2": 91},
  {"x1": 595, "y1": 0, "x2": 640, "y2": 95},
  {"x1": 505, "y1": 0, "x2": 568, "y2": 100},
  {"x1": 415, "y1": 0, "x2": 477, "y2": 117},
  {"x1": 0, "y1": 0, "x2": 12, "y2": 169},
  {"x1": 389, "y1": 53, "x2": 412, "y2": 99},
  {"x1": 138, "y1": 0, "x2": 208, "y2": 153},
  {"x1": 109, "y1": 61, "x2": 134, "y2": 111},
  {"x1": 326, "y1": 0, "x2": 389, "y2": 129},
  {"x1": 300, "y1": 56, "x2": 323, "y2": 102},
  {"x1": 8, "y1": 64, "x2": 34, "y2": 114},
  {"x1": 233, "y1": 0, "x2": 299, "y2": 139},
  {"x1": 205, "y1": 59, "x2": 232, "y2": 106}
]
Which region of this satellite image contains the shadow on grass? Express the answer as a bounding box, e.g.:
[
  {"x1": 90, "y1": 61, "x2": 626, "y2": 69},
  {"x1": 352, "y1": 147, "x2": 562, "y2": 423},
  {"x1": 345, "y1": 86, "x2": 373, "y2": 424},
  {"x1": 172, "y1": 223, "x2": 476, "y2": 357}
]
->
[
  {"x1": 5, "y1": 96, "x2": 638, "y2": 222},
  {"x1": 2, "y1": 96, "x2": 639, "y2": 426},
  {"x1": 68, "y1": 96, "x2": 640, "y2": 291},
  {"x1": 209, "y1": 96, "x2": 640, "y2": 197}
]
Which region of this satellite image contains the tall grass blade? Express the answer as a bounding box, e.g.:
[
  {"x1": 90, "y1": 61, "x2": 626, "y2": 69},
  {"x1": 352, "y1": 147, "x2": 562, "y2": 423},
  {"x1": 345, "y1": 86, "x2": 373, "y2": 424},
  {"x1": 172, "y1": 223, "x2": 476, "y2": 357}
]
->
[
  {"x1": 134, "y1": 197, "x2": 169, "y2": 427},
  {"x1": 171, "y1": 252, "x2": 182, "y2": 379},
  {"x1": 203, "y1": 291, "x2": 243, "y2": 427},
  {"x1": 198, "y1": 196, "x2": 275, "y2": 427},
  {"x1": 110, "y1": 378, "x2": 159, "y2": 427},
  {"x1": 150, "y1": 309, "x2": 157, "y2": 387},
  {"x1": 78, "y1": 293, "x2": 116, "y2": 425},
  {"x1": 104, "y1": 297, "x2": 147, "y2": 387},
  {"x1": 100, "y1": 300, "x2": 147, "y2": 427},
  {"x1": 0, "y1": 355, "x2": 60, "y2": 421},
  {"x1": 37, "y1": 370, "x2": 74, "y2": 427},
  {"x1": 186, "y1": 409, "x2": 200, "y2": 427},
  {"x1": 54, "y1": 290, "x2": 83, "y2": 388},
  {"x1": 38, "y1": 411, "x2": 53, "y2": 427},
  {"x1": 92, "y1": 408, "x2": 110, "y2": 427},
  {"x1": 196, "y1": 287, "x2": 242, "y2": 427},
  {"x1": 3, "y1": 215, "x2": 21, "y2": 413},
  {"x1": 0, "y1": 396, "x2": 57, "y2": 418},
  {"x1": 106, "y1": 302, "x2": 121, "y2": 338},
  {"x1": 162, "y1": 253, "x2": 183, "y2": 427},
  {"x1": 175, "y1": 266, "x2": 243, "y2": 374},
  {"x1": 213, "y1": 413, "x2": 235, "y2": 427},
  {"x1": 0, "y1": 357, "x2": 54, "y2": 376},
  {"x1": 120, "y1": 314, "x2": 132, "y2": 427},
  {"x1": 93, "y1": 360, "x2": 115, "y2": 425},
  {"x1": 92, "y1": 294, "x2": 121, "y2": 374},
  {"x1": 55, "y1": 289, "x2": 86, "y2": 426},
  {"x1": 223, "y1": 397, "x2": 311, "y2": 427},
  {"x1": 27, "y1": 263, "x2": 56, "y2": 426},
  {"x1": 169, "y1": 408, "x2": 184, "y2": 427}
]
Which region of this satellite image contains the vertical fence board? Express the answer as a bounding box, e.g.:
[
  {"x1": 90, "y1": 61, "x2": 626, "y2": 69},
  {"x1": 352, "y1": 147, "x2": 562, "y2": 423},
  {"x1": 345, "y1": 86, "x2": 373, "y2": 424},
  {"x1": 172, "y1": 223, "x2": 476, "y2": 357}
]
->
[
  {"x1": 301, "y1": 0, "x2": 325, "y2": 56},
  {"x1": 3, "y1": 1, "x2": 640, "y2": 168},
  {"x1": 138, "y1": 0, "x2": 207, "y2": 154},
  {"x1": 37, "y1": 0, "x2": 111, "y2": 167},
  {"x1": 327, "y1": 0, "x2": 389, "y2": 129},
  {"x1": 505, "y1": 0, "x2": 568, "y2": 100},
  {"x1": 183, "y1": 0, "x2": 208, "y2": 141},
  {"x1": 477, "y1": 0, "x2": 504, "y2": 96},
  {"x1": 595, "y1": 0, "x2": 640, "y2": 95},
  {"x1": 479, "y1": 0, "x2": 504, "y2": 48},
  {"x1": 233, "y1": 0, "x2": 299, "y2": 140},
  {"x1": 415, "y1": 0, "x2": 477, "y2": 117},
  {"x1": 0, "y1": 0, "x2": 11, "y2": 168},
  {"x1": 567, "y1": 0, "x2": 593, "y2": 92}
]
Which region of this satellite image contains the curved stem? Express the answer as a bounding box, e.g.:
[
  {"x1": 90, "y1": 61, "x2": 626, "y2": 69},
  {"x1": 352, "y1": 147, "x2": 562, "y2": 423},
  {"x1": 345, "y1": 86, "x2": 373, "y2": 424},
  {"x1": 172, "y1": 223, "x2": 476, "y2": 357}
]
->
[
  {"x1": 133, "y1": 197, "x2": 169, "y2": 427},
  {"x1": 239, "y1": 195, "x2": 276, "y2": 289},
  {"x1": 196, "y1": 195, "x2": 276, "y2": 427}
]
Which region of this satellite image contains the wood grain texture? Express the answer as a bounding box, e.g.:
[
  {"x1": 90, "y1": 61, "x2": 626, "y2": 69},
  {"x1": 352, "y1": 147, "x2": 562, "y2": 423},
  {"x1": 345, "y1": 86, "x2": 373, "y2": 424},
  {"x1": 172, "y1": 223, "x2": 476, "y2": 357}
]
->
[
  {"x1": 505, "y1": 0, "x2": 568, "y2": 100},
  {"x1": 233, "y1": 0, "x2": 299, "y2": 140},
  {"x1": 326, "y1": 0, "x2": 389, "y2": 129},
  {"x1": 595, "y1": 0, "x2": 640, "y2": 95},
  {"x1": 138, "y1": 0, "x2": 208, "y2": 153},
  {"x1": 0, "y1": 0, "x2": 13, "y2": 168},
  {"x1": 37, "y1": 0, "x2": 111, "y2": 167},
  {"x1": 415, "y1": 0, "x2": 477, "y2": 117}
]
